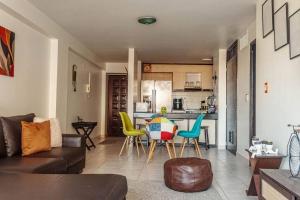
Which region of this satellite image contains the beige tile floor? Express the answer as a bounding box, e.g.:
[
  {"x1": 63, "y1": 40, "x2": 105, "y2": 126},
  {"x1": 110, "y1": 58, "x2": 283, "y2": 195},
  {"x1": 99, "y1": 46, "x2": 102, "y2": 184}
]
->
[{"x1": 83, "y1": 138, "x2": 257, "y2": 200}]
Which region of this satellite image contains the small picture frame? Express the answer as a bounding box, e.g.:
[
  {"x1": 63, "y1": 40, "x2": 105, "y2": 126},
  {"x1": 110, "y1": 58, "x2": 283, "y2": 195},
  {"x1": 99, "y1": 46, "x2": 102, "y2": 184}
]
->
[
  {"x1": 289, "y1": 9, "x2": 300, "y2": 59},
  {"x1": 274, "y1": 3, "x2": 289, "y2": 51},
  {"x1": 262, "y1": 0, "x2": 274, "y2": 38}
]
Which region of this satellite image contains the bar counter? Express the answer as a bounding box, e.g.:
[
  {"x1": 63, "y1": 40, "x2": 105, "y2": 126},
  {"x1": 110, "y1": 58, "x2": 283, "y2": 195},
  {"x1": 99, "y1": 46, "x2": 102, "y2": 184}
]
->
[{"x1": 133, "y1": 112, "x2": 218, "y2": 120}]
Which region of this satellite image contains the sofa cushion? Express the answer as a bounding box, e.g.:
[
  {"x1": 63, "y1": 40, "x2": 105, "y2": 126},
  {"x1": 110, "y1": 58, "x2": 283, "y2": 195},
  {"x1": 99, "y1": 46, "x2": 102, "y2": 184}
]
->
[
  {"x1": 28, "y1": 147, "x2": 85, "y2": 168},
  {"x1": 0, "y1": 157, "x2": 67, "y2": 174},
  {"x1": 0, "y1": 174, "x2": 127, "y2": 200},
  {"x1": 21, "y1": 121, "x2": 51, "y2": 156},
  {"x1": 0, "y1": 113, "x2": 35, "y2": 157},
  {"x1": 34, "y1": 117, "x2": 63, "y2": 147},
  {"x1": 0, "y1": 121, "x2": 7, "y2": 158}
]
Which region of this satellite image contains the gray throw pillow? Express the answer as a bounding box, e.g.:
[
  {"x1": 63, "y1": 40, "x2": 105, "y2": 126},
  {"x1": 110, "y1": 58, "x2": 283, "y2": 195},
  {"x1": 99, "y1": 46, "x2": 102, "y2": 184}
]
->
[{"x1": 0, "y1": 113, "x2": 35, "y2": 157}]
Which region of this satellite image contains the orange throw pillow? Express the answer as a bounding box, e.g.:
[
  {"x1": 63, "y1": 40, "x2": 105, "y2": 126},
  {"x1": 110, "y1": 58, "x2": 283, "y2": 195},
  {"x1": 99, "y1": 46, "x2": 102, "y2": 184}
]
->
[{"x1": 21, "y1": 120, "x2": 51, "y2": 156}]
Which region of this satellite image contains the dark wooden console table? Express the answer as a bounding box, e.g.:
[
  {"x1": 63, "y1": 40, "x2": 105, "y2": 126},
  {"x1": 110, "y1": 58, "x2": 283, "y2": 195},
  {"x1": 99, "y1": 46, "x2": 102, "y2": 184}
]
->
[
  {"x1": 245, "y1": 149, "x2": 285, "y2": 197},
  {"x1": 72, "y1": 122, "x2": 97, "y2": 150},
  {"x1": 260, "y1": 169, "x2": 300, "y2": 200}
]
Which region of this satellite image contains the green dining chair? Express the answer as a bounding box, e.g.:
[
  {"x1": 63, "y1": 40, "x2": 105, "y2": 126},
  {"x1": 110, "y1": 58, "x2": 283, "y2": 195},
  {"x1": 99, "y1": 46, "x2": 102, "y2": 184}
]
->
[{"x1": 119, "y1": 112, "x2": 146, "y2": 156}]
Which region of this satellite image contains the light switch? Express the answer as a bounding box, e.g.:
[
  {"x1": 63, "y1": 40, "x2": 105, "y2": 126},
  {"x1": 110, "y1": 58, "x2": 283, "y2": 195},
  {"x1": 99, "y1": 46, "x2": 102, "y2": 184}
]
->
[{"x1": 245, "y1": 94, "x2": 249, "y2": 102}]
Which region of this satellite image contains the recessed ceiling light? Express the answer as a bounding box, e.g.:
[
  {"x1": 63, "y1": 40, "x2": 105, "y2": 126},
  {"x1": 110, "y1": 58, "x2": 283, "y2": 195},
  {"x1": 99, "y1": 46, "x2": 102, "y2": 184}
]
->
[
  {"x1": 138, "y1": 16, "x2": 157, "y2": 25},
  {"x1": 202, "y1": 58, "x2": 213, "y2": 61}
]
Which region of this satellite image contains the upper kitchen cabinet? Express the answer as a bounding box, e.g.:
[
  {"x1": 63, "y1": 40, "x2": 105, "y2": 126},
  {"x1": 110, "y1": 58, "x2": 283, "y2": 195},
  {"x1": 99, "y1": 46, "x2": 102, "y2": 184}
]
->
[
  {"x1": 173, "y1": 72, "x2": 185, "y2": 90},
  {"x1": 142, "y1": 72, "x2": 172, "y2": 81},
  {"x1": 142, "y1": 64, "x2": 213, "y2": 91}
]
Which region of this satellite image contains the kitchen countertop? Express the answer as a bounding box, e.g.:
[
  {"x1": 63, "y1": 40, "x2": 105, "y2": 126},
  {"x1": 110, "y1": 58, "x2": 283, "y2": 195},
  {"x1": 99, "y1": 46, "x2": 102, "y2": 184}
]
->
[{"x1": 133, "y1": 112, "x2": 218, "y2": 120}]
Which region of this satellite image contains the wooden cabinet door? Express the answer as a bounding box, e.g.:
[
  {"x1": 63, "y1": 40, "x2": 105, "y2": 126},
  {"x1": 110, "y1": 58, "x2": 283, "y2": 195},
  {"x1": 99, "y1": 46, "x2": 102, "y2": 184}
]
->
[
  {"x1": 173, "y1": 72, "x2": 185, "y2": 90},
  {"x1": 107, "y1": 75, "x2": 128, "y2": 137}
]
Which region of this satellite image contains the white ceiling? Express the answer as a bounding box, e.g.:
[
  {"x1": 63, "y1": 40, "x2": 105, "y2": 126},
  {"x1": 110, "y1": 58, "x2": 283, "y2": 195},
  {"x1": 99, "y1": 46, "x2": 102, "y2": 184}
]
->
[{"x1": 28, "y1": 0, "x2": 256, "y2": 64}]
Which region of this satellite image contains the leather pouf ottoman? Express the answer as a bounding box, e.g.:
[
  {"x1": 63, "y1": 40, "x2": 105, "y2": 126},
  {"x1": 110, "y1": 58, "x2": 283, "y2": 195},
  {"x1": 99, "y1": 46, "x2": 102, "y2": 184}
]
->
[{"x1": 164, "y1": 157, "x2": 213, "y2": 192}]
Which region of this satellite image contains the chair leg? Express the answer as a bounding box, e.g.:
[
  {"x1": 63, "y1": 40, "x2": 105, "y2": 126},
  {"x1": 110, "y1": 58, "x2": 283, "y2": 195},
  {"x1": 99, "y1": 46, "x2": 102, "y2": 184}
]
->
[
  {"x1": 135, "y1": 136, "x2": 140, "y2": 157},
  {"x1": 119, "y1": 136, "x2": 128, "y2": 156},
  {"x1": 148, "y1": 139, "x2": 154, "y2": 153},
  {"x1": 180, "y1": 138, "x2": 185, "y2": 151},
  {"x1": 138, "y1": 136, "x2": 146, "y2": 154},
  {"x1": 147, "y1": 140, "x2": 156, "y2": 163},
  {"x1": 126, "y1": 136, "x2": 131, "y2": 149},
  {"x1": 171, "y1": 140, "x2": 177, "y2": 158},
  {"x1": 193, "y1": 138, "x2": 200, "y2": 157},
  {"x1": 150, "y1": 140, "x2": 157, "y2": 160},
  {"x1": 180, "y1": 138, "x2": 187, "y2": 157},
  {"x1": 194, "y1": 138, "x2": 202, "y2": 158},
  {"x1": 165, "y1": 141, "x2": 172, "y2": 159}
]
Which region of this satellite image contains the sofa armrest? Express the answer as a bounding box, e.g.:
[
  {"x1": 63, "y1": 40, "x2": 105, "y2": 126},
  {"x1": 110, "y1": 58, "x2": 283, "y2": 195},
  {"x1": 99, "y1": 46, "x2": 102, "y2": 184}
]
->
[{"x1": 62, "y1": 134, "x2": 85, "y2": 148}]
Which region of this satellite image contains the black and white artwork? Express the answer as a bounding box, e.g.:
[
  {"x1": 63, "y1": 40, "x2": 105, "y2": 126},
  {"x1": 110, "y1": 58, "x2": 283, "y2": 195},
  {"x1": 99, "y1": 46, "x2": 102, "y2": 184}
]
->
[
  {"x1": 289, "y1": 9, "x2": 300, "y2": 59},
  {"x1": 262, "y1": 0, "x2": 274, "y2": 38},
  {"x1": 274, "y1": 3, "x2": 289, "y2": 51}
]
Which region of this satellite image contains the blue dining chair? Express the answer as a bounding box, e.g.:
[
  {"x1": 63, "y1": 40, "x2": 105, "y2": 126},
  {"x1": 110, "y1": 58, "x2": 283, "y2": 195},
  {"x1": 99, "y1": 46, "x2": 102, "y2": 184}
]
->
[{"x1": 177, "y1": 114, "x2": 206, "y2": 158}]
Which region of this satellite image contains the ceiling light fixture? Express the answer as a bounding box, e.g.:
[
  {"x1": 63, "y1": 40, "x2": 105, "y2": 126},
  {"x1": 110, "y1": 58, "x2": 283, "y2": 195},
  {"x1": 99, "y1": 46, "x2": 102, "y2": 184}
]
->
[{"x1": 138, "y1": 16, "x2": 157, "y2": 25}]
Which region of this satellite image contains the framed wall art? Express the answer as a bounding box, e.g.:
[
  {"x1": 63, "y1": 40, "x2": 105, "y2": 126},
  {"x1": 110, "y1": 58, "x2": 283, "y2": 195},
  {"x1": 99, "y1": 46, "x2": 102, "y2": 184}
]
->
[
  {"x1": 289, "y1": 9, "x2": 300, "y2": 59},
  {"x1": 0, "y1": 26, "x2": 15, "y2": 77},
  {"x1": 274, "y1": 3, "x2": 289, "y2": 51},
  {"x1": 262, "y1": 0, "x2": 274, "y2": 38}
]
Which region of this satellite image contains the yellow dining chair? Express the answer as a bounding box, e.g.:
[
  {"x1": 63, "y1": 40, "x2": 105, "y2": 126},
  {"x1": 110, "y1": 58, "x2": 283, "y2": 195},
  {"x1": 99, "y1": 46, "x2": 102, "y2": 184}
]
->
[{"x1": 119, "y1": 112, "x2": 146, "y2": 156}]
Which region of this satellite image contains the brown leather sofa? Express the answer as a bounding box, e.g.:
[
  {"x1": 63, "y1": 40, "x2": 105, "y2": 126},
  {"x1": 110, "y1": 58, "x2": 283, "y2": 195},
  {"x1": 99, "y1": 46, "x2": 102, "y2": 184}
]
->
[
  {"x1": 0, "y1": 113, "x2": 128, "y2": 199},
  {"x1": 0, "y1": 113, "x2": 85, "y2": 174}
]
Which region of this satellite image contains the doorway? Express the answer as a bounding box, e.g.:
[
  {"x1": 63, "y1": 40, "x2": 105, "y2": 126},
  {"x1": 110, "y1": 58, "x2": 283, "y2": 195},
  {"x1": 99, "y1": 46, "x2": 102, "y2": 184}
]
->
[
  {"x1": 107, "y1": 74, "x2": 128, "y2": 137},
  {"x1": 249, "y1": 40, "x2": 256, "y2": 146},
  {"x1": 226, "y1": 41, "x2": 238, "y2": 155}
]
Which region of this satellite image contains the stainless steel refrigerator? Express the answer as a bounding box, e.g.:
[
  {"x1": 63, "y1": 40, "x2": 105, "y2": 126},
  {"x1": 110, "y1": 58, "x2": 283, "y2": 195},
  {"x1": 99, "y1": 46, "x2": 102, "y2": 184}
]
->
[{"x1": 141, "y1": 80, "x2": 172, "y2": 113}]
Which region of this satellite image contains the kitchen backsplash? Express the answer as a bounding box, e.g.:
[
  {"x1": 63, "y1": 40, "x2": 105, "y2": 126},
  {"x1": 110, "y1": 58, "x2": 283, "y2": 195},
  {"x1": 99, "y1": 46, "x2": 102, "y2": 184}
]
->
[{"x1": 172, "y1": 91, "x2": 212, "y2": 110}]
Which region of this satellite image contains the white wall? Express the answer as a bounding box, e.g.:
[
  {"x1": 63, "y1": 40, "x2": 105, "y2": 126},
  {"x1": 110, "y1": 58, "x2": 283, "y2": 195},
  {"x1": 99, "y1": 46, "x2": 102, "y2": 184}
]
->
[
  {"x1": 0, "y1": 0, "x2": 104, "y2": 133},
  {"x1": 0, "y1": 8, "x2": 51, "y2": 117},
  {"x1": 237, "y1": 21, "x2": 256, "y2": 158},
  {"x1": 66, "y1": 51, "x2": 102, "y2": 138},
  {"x1": 0, "y1": 0, "x2": 104, "y2": 132},
  {"x1": 127, "y1": 48, "x2": 138, "y2": 120},
  {"x1": 256, "y1": 0, "x2": 300, "y2": 168},
  {"x1": 105, "y1": 62, "x2": 128, "y2": 73},
  {"x1": 213, "y1": 49, "x2": 227, "y2": 149}
]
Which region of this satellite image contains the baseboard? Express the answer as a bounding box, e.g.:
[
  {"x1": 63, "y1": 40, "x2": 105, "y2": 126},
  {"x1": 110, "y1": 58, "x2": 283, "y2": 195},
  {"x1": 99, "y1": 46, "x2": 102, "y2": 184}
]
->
[{"x1": 237, "y1": 151, "x2": 248, "y2": 160}]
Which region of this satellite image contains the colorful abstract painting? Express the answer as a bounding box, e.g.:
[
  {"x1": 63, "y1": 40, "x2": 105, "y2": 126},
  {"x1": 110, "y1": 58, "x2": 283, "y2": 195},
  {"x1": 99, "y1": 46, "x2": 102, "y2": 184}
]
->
[{"x1": 0, "y1": 26, "x2": 15, "y2": 77}]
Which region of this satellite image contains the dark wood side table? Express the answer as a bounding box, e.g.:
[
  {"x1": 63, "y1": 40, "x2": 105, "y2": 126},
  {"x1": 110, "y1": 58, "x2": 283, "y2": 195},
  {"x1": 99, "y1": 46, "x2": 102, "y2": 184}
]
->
[
  {"x1": 245, "y1": 149, "x2": 285, "y2": 197},
  {"x1": 72, "y1": 122, "x2": 97, "y2": 150}
]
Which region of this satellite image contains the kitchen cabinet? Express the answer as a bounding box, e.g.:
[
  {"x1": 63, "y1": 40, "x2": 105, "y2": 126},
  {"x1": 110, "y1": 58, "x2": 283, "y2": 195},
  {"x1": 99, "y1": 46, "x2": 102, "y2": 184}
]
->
[
  {"x1": 173, "y1": 72, "x2": 185, "y2": 90},
  {"x1": 142, "y1": 72, "x2": 172, "y2": 81},
  {"x1": 143, "y1": 64, "x2": 213, "y2": 91}
]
